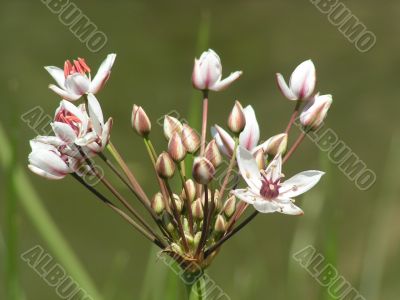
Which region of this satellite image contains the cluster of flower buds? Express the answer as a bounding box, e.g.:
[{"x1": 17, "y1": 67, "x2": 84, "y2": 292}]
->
[{"x1": 27, "y1": 49, "x2": 333, "y2": 272}]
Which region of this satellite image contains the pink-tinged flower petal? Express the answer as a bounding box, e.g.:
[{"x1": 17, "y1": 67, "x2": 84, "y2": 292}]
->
[
  {"x1": 48, "y1": 84, "x2": 81, "y2": 101},
  {"x1": 280, "y1": 170, "x2": 324, "y2": 198},
  {"x1": 276, "y1": 73, "x2": 297, "y2": 101},
  {"x1": 289, "y1": 60, "x2": 316, "y2": 100},
  {"x1": 213, "y1": 125, "x2": 235, "y2": 157},
  {"x1": 300, "y1": 94, "x2": 332, "y2": 129},
  {"x1": 44, "y1": 66, "x2": 66, "y2": 88},
  {"x1": 231, "y1": 189, "x2": 257, "y2": 205},
  {"x1": 56, "y1": 100, "x2": 88, "y2": 129},
  {"x1": 75, "y1": 131, "x2": 98, "y2": 146},
  {"x1": 201, "y1": 49, "x2": 222, "y2": 87},
  {"x1": 237, "y1": 146, "x2": 262, "y2": 191},
  {"x1": 89, "y1": 53, "x2": 116, "y2": 94},
  {"x1": 30, "y1": 138, "x2": 63, "y2": 149},
  {"x1": 210, "y1": 71, "x2": 242, "y2": 92},
  {"x1": 192, "y1": 58, "x2": 205, "y2": 90},
  {"x1": 264, "y1": 154, "x2": 282, "y2": 182},
  {"x1": 253, "y1": 199, "x2": 279, "y2": 213},
  {"x1": 87, "y1": 94, "x2": 104, "y2": 135},
  {"x1": 239, "y1": 105, "x2": 260, "y2": 151},
  {"x1": 28, "y1": 149, "x2": 70, "y2": 179},
  {"x1": 65, "y1": 73, "x2": 90, "y2": 96},
  {"x1": 276, "y1": 198, "x2": 304, "y2": 215},
  {"x1": 51, "y1": 122, "x2": 77, "y2": 144}
]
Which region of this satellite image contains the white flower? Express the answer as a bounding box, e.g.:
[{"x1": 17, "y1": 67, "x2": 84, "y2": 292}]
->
[
  {"x1": 192, "y1": 49, "x2": 242, "y2": 91},
  {"x1": 276, "y1": 60, "x2": 316, "y2": 101},
  {"x1": 212, "y1": 105, "x2": 287, "y2": 157},
  {"x1": 28, "y1": 141, "x2": 72, "y2": 180},
  {"x1": 232, "y1": 146, "x2": 324, "y2": 215},
  {"x1": 300, "y1": 93, "x2": 332, "y2": 129},
  {"x1": 45, "y1": 54, "x2": 116, "y2": 101}
]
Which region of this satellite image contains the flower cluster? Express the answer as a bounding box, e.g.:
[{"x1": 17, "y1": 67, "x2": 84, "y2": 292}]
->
[{"x1": 28, "y1": 49, "x2": 332, "y2": 271}]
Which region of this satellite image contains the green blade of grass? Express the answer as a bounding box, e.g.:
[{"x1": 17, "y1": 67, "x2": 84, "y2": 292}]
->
[
  {"x1": 359, "y1": 130, "x2": 400, "y2": 299},
  {"x1": 0, "y1": 123, "x2": 102, "y2": 300}
]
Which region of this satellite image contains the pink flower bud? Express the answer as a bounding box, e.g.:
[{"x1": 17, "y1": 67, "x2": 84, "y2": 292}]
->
[
  {"x1": 223, "y1": 195, "x2": 236, "y2": 218},
  {"x1": 181, "y1": 124, "x2": 200, "y2": 153},
  {"x1": 163, "y1": 116, "x2": 183, "y2": 140},
  {"x1": 254, "y1": 148, "x2": 266, "y2": 170},
  {"x1": 168, "y1": 132, "x2": 187, "y2": 162},
  {"x1": 214, "y1": 215, "x2": 227, "y2": 233},
  {"x1": 205, "y1": 139, "x2": 222, "y2": 168},
  {"x1": 156, "y1": 152, "x2": 175, "y2": 179},
  {"x1": 151, "y1": 192, "x2": 165, "y2": 215},
  {"x1": 181, "y1": 179, "x2": 196, "y2": 203},
  {"x1": 260, "y1": 133, "x2": 288, "y2": 156},
  {"x1": 192, "y1": 157, "x2": 215, "y2": 185},
  {"x1": 131, "y1": 104, "x2": 151, "y2": 137},
  {"x1": 191, "y1": 198, "x2": 204, "y2": 220},
  {"x1": 300, "y1": 94, "x2": 332, "y2": 130},
  {"x1": 227, "y1": 100, "x2": 246, "y2": 134}
]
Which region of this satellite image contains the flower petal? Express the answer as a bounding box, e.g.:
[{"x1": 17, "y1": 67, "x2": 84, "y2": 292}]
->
[
  {"x1": 28, "y1": 149, "x2": 70, "y2": 179},
  {"x1": 264, "y1": 154, "x2": 282, "y2": 182},
  {"x1": 275, "y1": 198, "x2": 304, "y2": 215},
  {"x1": 44, "y1": 66, "x2": 66, "y2": 88},
  {"x1": 231, "y1": 189, "x2": 258, "y2": 205},
  {"x1": 87, "y1": 93, "x2": 104, "y2": 135},
  {"x1": 213, "y1": 125, "x2": 235, "y2": 157},
  {"x1": 239, "y1": 105, "x2": 260, "y2": 150},
  {"x1": 89, "y1": 53, "x2": 116, "y2": 94},
  {"x1": 48, "y1": 84, "x2": 81, "y2": 101},
  {"x1": 276, "y1": 73, "x2": 297, "y2": 101},
  {"x1": 237, "y1": 146, "x2": 262, "y2": 191},
  {"x1": 192, "y1": 58, "x2": 206, "y2": 90},
  {"x1": 289, "y1": 60, "x2": 316, "y2": 100},
  {"x1": 65, "y1": 73, "x2": 90, "y2": 96},
  {"x1": 210, "y1": 71, "x2": 242, "y2": 92},
  {"x1": 28, "y1": 164, "x2": 66, "y2": 180},
  {"x1": 280, "y1": 170, "x2": 325, "y2": 198},
  {"x1": 51, "y1": 122, "x2": 77, "y2": 144},
  {"x1": 253, "y1": 199, "x2": 279, "y2": 213}
]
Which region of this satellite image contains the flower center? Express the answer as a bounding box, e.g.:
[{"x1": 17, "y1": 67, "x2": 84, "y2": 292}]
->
[
  {"x1": 64, "y1": 58, "x2": 91, "y2": 78},
  {"x1": 55, "y1": 109, "x2": 82, "y2": 136},
  {"x1": 259, "y1": 173, "x2": 281, "y2": 201}
]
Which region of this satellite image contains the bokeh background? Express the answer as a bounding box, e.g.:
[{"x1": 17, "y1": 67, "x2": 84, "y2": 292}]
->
[{"x1": 1, "y1": 0, "x2": 399, "y2": 299}]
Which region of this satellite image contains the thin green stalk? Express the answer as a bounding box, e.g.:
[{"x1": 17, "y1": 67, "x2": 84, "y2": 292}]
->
[{"x1": 178, "y1": 163, "x2": 194, "y2": 235}]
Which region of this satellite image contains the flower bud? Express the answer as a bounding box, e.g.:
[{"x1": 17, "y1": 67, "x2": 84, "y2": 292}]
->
[
  {"x1": 227, "y1": 100, "x2": 246, "y2": 134},
  {"x1": 214, "y1": 215, "x2": 226, "y2": 233},
  {"x1": 192, "y1": 198, "x2": 204, "y2": 220},
  {"x1": 300, "y1": 94, "x2": 332, "y2": 130},
  {"x1": 213, "y1": 189, "x2": 222, "y2": 211},
  {"x1": 181, "y1": 124, "x2": 200, "y2": 153},
  {"x1": 223, "y1": 195, "x2": 236, "y2": 218},
  {"x1": 163, "y1": 116, "x2": 183, "y2": 140},
  {"x1": 185, "y1": 233, "x2": 194, "y2": 248},
  {"x1": 201, "y1": 188, "x2": 212, "y2": 206},
  {"x1": 181, "y1": 179, "x2": 196, "y2": 203},
  {"x1": 194, "y1": 232, "x2": 202, "y2": 247},
  {"x1": 131, "y1": 105, "x2": 151, "y2": 137},
  {"x1": 156, "y1": 152, "x2": 175, "y2": 179},
  {"x1": 263, "y1": 133, "x2": 288, "y2": 156},
  {"x1": 171, "y1": 243, "x2": 183, "y2": 255},
  {"x1": 162, "y1": 214, "x2": 175, "y2": 234},
  {"x1": 205, "y1": 140, "x2": 222, "y2": 168},
  {"x1": 254, "y1": 149, "x2": 266, "y2": 170},
  {"x1": 168, "y1": 132, "x2": 187, "y2": 162},
  {"x1": 192, "y1": 157, "x2": 215, "y2": 184},
  {"x1": 170, "y1": 194, "x2": 183, "y2": 213},
  {"x1": 151, "y1": 192, "x2": 165, "y2": 215}
]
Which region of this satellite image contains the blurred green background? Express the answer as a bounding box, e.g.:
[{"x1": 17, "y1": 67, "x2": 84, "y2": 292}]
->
[{"x1": 0, "y1": 0, "x2": 399, "y2": 299}]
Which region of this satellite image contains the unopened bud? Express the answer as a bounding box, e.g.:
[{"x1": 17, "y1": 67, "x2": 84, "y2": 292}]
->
[
  {"x1": 163, "y1": 116, "x2": 183, "y2": 140},
  {"x1": 205, "y1": 140, "x2": 222, "y2": 168},
  {"x1": 254, "y1": 149, "x2": 266, "y2": 170},
  {"x1": 181, "y1": 179, "x2": 196, "y2": 203},
  {"x1": 131, "y1": 105, "x2": 151, "y2": 137},
  {"x1": 151, "y1": 192, "x2": 165, "y2": 215},
  {"x1": 194, "y1": 232, "x2": 202, "y2": 247},
  {"x1": 261, "y1": 133, "x2": 288, "y2": 156},
  {"x1": 171, "y1": 243, "x2": 183, "y2": 255},
  {"x1": 156, "y1": 152, "x2": 175, "y2": 179},
  {"x1": 192, "y1": 198, "x2": 204, "y2": 220},
  {"x1": 163, "y1": 214, "x2": 175, "y2": 234},
  {"x1": 227, "y1": 100, "x2": 246, "y2": 134},
  {"x1": 223, "y1": 195, "x2": 236, "y2": 218},
  {"x1": 213, "y1": 189, "x2": 222, "y2": 211},
  {"x1": 192, "y1": 157, "x2": 215, "y2": 184},
  {"x1": 185, "y1": 233, "x2": 194, "y2": 247},
  {"x1": 181, "y1": 124, "x2": 200, "y2": 153},
  {"x1": 201, "y1": 188, "x2": 212, "y2": 206},
  {"x1": 168, "y1": 132, "x2": 187, "y2": 162},
  {"x1": 300, "y1": 94, "x2": 332, "y2": 130},
  {"x1": 170, "y1": 194, "x2": 183, "y2": 213},
  {"x1": 214, "y1": 215, "x2": 226, "y2": 233}
]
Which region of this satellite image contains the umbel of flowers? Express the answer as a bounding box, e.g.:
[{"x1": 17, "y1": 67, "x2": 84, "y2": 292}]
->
[{"x1": 28, "y1": 50, "x2": 332, "y2": 274}]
